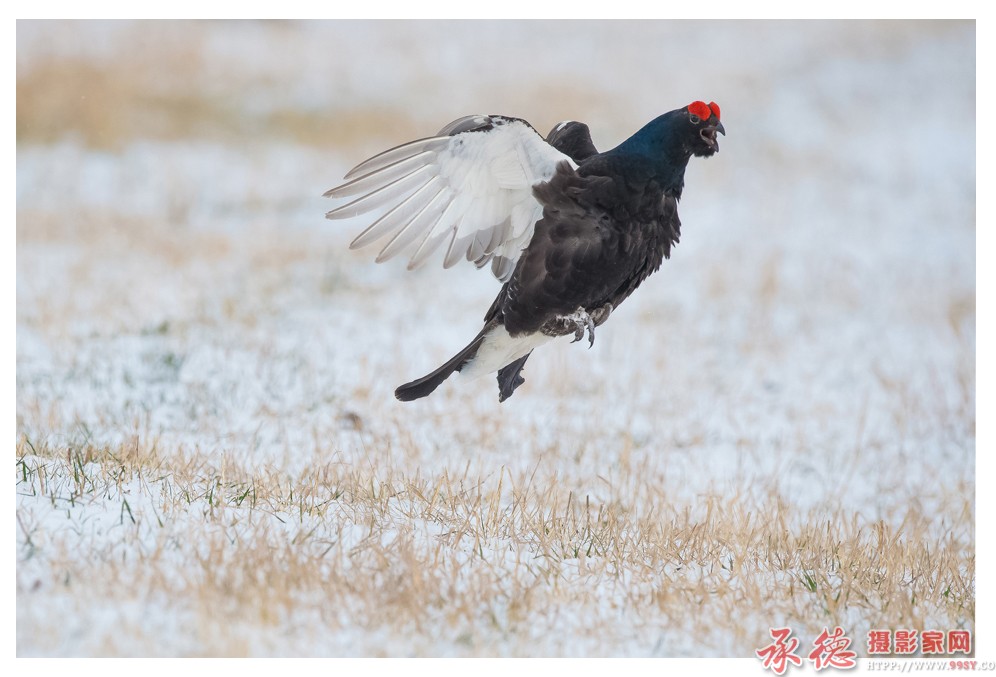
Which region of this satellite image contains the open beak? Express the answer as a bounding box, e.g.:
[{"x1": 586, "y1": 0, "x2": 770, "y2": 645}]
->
[{"x1": 700, "y1": 120, "x2": 726, "y2": 152}]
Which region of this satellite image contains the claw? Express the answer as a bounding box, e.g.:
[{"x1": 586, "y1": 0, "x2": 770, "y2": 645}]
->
[
  {"x1": 568, "y1": 310, "x2": 596, "y2": 348},
  {"x1": 545, "y1": 307, "x2": 598, "y2": 345},
  {"x1": 572, "y1": 323, "x2": 586, "y2": 343}
]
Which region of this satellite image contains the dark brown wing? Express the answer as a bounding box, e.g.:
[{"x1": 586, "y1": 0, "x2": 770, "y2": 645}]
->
[
  {"x1": 546, "y1": 121, "x2": 599, "y2": 164},
  {"x1": 488, "y1": 160, "x2": 678, "y2": 337}
]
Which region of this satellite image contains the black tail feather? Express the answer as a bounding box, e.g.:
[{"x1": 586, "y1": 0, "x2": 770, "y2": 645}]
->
[
  {"x1": 395, "y1": 326, "x2": 492, "y2": 402},
  {"x1": 497, "y1": 353, "x2": 531, "y2": 402}
]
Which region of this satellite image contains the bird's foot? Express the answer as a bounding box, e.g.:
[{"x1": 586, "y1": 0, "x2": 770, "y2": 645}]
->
[
  {"x1": 540, "y1": 307, "x2": 599, "y2": 346},
  {"x1": 565, "y1": 309, "x2": 596, "y2": 348}
]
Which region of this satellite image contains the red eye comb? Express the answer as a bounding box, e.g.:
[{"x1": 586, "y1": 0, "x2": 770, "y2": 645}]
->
[
  {"x1": 708, "y1": 102, "x2": 721, "y2": 120},
  {"x1": 687, "y1": 101, "x2": 711, "y2": 119}
]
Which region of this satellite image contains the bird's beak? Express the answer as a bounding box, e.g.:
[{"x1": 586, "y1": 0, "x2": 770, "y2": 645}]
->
[{"x1": 699, "y1": 120, "x2": 725, "y2": 153}]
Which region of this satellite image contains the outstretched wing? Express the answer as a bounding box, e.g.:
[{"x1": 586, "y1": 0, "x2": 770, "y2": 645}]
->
[{"x1": 324, "y1": 115, "x2": 575, "y2": 281}]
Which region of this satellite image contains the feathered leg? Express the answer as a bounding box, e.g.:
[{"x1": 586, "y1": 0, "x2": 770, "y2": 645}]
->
[{"x1": 497, "y1": 353, "x2": 531, "y2": 402}]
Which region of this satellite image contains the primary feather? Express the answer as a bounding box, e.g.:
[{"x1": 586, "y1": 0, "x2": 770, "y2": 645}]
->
[{"x1": 325, "y1": 115, "x2": 574, "y2": 281}]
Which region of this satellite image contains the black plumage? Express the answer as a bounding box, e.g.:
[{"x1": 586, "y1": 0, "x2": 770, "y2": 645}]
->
[
  {"x1": 325, "y1": 101, "x2": 725, "y2": 402},
  {"x1": 545, "y1": 120, "x2": 599, "y2": 164}
]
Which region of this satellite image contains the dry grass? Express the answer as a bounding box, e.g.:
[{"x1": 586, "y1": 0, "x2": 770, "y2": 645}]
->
[
  {"x1": 15, "y1": 207, "x2": 976, "y2": 655},
  {"x1": 16, "y1": 21, "x2": 607, "y2": 152},
  {"x1": 15, "y1": 434, "x2": 975, "y2": 656},
  {"x1": 16, "y1": 24, "x2": 418, "y2": 151}
]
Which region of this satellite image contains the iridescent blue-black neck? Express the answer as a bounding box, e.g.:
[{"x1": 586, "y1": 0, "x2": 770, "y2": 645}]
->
[{"x1": 601, "y1": 110, "x2": 691, "y2": 197}]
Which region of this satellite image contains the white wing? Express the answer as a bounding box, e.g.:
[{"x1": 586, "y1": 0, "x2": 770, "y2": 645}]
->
[{"x1": 324, "y1": 115, "x2": 575, "y2": 282}]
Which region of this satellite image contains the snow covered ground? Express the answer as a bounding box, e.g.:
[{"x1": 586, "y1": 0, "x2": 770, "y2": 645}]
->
[{"x1": 16, "y1": 20, "x2": 975, "y2": 657}]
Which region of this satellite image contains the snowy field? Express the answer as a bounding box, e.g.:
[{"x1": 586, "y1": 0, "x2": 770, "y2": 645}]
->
[{"x1": 16, "y1": 21, "x2": 975, "y2": 657}]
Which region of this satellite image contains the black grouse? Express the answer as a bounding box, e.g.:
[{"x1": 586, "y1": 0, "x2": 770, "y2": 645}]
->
[{"x1": 324, "y1": 101, "x2": 724, "y2": 402}]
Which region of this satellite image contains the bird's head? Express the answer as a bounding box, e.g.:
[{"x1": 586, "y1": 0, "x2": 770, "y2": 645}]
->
[
  {"x1": 684, "y1": 101, "x2": 725, "y2": 157},
  {"x1": 606, "y1": 100, "x2": 726, "y2": 185}
]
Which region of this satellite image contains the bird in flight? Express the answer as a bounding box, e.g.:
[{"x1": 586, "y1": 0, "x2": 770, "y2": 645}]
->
[{"x1": 325, "y1": 101, "x2": 724, "y2": 402}]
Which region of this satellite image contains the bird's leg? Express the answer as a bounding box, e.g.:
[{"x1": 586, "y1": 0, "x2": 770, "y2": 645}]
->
[
  {"x1": 576, "y1": 312, "x2": 596, "y2": 348},
  {"x1": 566, "y1": 308, "x2": 596, "y2": 347},
  {"x1": 542, "y1": 307, "x2": 604, "y2": 347},
  {"x1": 590, "y1": 302, "x2": 613, "y2": 327},
  {"x1": 497, "y1": 353, "x2": 530, "y2": 402}
]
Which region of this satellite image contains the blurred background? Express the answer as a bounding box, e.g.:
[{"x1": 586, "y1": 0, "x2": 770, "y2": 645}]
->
[
  {"x1": 16, "y1": 20, "x2": 975, "y2": 657},
  {"x1": 17, "y1": 19, "x2": 975, "y2": 471}
]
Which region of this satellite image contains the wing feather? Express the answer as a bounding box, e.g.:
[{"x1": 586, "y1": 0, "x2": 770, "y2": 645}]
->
[
  {"x1": 325, "y1": 164, "x2": 434, "y2": 219},
  {"x1": 325, "y1": 115, "x2": 576, "y2": 281},
  {"x1": 382, "y1": 191, "x2": 451, "y2": 264},
  {"x1": 407, "y1": 226, "x2": 452, "y2": 270},
  {"x1": 324, "y1": 151, "x2": 436, "y2": 199},
  {"x1": 446, "y1": 226, "x2": 486, "y2": 269},
  {"x1": 342, "y1": 137, "x2": 449, "y2": 181},
  {"x1": 349, "y1": 178, "x2": 443, "y2": 250},
  {"x1": 491, "y1": 256, "x2": 515, "y2": 281}
]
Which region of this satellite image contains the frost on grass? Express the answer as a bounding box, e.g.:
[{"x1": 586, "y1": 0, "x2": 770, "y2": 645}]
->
[
  {"x1": 16, "y1": 21, "x2": 975, "y2": 656},
  {"x1": 14, "y1": 441, "x2": 975, "y2": 657}
]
